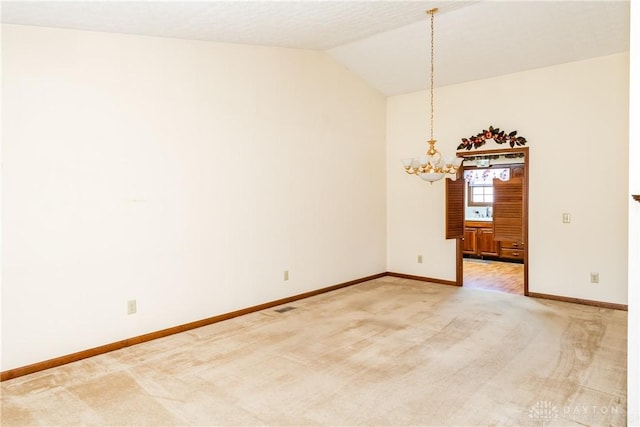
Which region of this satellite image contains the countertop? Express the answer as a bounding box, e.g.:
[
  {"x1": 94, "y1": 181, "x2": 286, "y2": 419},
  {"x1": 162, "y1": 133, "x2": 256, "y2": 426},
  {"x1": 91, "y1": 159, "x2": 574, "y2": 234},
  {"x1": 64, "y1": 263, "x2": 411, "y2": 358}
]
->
[{"x1": 465, "y1": 219, "x2": 493, "y2": 227}]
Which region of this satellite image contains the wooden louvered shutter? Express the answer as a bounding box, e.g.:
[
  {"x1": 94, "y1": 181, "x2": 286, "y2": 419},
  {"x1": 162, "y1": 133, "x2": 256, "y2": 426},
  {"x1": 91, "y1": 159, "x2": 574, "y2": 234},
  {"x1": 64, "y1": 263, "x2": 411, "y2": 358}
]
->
[
  {"x1": 493, "y1": 176, "x2": 524, "y2": 241},
  {"x1": 445, "y1": 177, "x2": 464, "y2": 239}
]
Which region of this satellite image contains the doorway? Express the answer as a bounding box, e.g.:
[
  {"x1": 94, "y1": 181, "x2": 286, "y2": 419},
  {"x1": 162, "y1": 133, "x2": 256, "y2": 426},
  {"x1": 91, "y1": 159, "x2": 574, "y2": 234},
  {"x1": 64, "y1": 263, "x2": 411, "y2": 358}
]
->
[{"x1": 448, "y1": 147, "x2": 529, "y2": 295}]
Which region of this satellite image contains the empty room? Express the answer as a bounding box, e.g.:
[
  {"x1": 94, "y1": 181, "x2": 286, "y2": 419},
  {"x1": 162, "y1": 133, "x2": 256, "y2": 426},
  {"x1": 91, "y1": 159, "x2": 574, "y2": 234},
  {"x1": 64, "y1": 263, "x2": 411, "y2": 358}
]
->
[{"x1": 1, "y1": 1, "x2": 639, "y2": 426}]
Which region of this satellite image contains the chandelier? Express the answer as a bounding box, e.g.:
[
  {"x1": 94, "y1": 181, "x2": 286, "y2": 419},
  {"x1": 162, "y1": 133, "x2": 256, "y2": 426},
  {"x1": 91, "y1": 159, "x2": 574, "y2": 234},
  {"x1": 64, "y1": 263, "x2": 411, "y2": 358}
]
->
[{"x1": 401, "y1": 8, "x2": 462, "y2": 184}]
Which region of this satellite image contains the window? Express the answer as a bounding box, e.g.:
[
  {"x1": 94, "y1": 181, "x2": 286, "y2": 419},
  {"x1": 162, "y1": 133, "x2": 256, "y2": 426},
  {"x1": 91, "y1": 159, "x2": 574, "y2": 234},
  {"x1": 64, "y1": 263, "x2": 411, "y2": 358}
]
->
[
  {"x1": 469, "y1": 185, "x2": 493, "y2": 205},
  {"x1": 464, "y1": 167, "x2": 510, "y2": 207}
]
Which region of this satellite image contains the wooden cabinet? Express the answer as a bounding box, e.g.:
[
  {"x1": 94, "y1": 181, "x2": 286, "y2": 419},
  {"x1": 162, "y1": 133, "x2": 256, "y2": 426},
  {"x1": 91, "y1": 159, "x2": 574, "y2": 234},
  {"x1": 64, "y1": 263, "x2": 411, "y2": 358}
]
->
[
  {"x1": 499, "y1": 240, "x2": 525, "y2": 260},
  {"x1": 464, "y1": 221, "x2": 522, "y2": 260},
  {"x1": 463, "y1": 228, "x2": 478, "y2": 255},
  {"x1": 478, "y1": 228, "x2": 499, "y2": 256},
  {"x1": 511, "y1": 164, "x2": 525, "y2": 178},
  {"x1": 463, "y1": 222, "x2": 498, "y2": 257}
]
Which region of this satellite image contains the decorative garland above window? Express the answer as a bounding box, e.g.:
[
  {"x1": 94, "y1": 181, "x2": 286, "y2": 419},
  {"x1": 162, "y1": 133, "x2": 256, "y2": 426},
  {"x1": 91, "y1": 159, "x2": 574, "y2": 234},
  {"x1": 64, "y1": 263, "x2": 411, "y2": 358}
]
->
[{"x1": 457, "y1": 125, "x2": 527, "y2": 150}]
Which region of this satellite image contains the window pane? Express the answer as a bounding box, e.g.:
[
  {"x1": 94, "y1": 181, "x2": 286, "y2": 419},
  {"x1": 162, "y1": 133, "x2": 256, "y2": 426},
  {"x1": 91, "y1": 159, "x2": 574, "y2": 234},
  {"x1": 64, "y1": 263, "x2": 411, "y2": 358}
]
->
[{"x1": 468, "y1": 183, "x2": 494, "y2": 206}]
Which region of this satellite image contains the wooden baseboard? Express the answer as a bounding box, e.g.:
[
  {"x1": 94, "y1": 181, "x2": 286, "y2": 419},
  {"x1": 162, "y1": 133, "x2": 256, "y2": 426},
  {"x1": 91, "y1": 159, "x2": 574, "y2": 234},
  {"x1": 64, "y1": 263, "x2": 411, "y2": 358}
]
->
[
  {"x1": 0, "y1": 272, "x2": 387, "y2": 382},
  {"x1": 528, "y1": 292, "x2": 628, "y2": 311},
  {"x1": 385, "y1": 272, "x2": 459, "y2": 287},
  {"x1": 3, "y1": 273, "x2": 626, "y2": 381},
  {"x1": 387, "y1": 273, "x2": 628, "y2": 311}
]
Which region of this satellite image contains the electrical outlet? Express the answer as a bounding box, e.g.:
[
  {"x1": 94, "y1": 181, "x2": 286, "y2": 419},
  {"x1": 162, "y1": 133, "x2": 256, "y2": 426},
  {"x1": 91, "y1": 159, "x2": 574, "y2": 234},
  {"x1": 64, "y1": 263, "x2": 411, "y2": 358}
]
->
[
  {"x1": 284, "y1": 270, "x2": 289, "y2": 281},
  {"x1": 417, "y1": 255, "x2": 423, "y2": 263},
  {"x1": 562, "y1": 213, "x2": 571, "y2": 223},
  {"x1": 127, "y1": 299, "x2": 137, "y2": 315},
  {"x1": 590, "y1": 272, "x2": 599, "y2": 284}
]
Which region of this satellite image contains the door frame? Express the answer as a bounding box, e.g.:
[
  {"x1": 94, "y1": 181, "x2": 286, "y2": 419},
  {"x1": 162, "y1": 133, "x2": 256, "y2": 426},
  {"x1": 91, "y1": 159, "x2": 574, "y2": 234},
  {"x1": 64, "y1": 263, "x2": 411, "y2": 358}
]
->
[{"x1": 455, "y1": 147, "x2": 529, "y2": 295}]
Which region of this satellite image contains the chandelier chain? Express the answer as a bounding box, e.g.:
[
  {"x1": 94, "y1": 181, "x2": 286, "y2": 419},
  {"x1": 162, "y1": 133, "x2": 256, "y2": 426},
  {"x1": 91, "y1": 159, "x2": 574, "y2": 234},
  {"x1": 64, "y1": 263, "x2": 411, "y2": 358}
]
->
[{"x1": 429, "y1": 8, "x2": 435, "y2": 141}]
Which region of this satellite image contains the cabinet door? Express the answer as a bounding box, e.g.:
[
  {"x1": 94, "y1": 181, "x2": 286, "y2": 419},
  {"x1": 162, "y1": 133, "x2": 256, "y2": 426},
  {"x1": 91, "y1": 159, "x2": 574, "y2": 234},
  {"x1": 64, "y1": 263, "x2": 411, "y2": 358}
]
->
[
  {"x1": 463, "y1": 228, "x2": 478, "y2": 255},
  {"x1": 511, "y1": 164, "x2": 525, "y2": 178},
  {"x1": 478, "y1": 228, "x2": 499, "y2": 256}
]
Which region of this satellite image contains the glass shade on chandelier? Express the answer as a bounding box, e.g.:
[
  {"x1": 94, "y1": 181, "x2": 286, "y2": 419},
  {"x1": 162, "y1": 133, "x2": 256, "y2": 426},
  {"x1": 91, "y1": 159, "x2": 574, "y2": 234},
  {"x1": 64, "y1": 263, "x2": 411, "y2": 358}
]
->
[{"x1": 402, "y1": 139, "x2": 463, "y2": 183}]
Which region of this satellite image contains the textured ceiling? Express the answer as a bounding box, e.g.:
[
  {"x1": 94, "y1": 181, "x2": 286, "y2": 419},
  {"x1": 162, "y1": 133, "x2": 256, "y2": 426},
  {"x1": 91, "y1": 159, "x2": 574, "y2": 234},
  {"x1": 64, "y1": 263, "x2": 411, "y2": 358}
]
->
[
  {"x1": 1, "y1": 1, "x2": 630, "y2": 96},
  {"x1": 0, "y1": 1, "x2": 479, "y2": 50},
  {"x1": 329, "y1": 1, "x2": 630, "y2": 95}
]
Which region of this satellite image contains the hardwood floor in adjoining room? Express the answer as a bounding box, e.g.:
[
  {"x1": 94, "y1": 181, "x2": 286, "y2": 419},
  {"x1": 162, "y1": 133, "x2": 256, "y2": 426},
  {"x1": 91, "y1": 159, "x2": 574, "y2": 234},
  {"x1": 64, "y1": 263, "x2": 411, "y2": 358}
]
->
[
  {"x1": 464, "y1": 257, "x2": 524, "y2": 295},
  {"x1": 1, "y1": 277, "x2": 627, "y2": 426}
]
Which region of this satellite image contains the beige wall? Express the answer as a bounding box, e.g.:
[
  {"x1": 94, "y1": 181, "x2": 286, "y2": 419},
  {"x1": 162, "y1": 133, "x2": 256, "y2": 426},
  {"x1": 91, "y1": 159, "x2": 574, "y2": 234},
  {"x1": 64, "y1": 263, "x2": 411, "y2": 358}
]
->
[
  {"x1": 1, "y1": 24, "x2": 387, "y2": 370},
  {"x1": 387, "y1": 53, "x2": 629, "y2": 305},
  {"x1": 627, "y1": 0, "x2": 639, "y2": 421}
]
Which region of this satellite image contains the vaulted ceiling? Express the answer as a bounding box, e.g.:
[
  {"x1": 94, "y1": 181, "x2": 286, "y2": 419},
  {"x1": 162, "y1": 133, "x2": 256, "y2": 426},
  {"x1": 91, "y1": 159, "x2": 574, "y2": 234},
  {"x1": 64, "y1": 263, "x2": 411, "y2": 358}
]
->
[{"x1": 1, "y1": 1, "x2": 630, "y2": 96}]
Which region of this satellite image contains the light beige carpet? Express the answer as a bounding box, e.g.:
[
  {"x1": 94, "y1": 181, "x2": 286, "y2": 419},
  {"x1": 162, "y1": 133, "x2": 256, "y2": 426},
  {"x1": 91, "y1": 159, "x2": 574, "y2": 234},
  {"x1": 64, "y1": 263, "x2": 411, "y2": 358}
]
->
[{"x1": 1, "y1": 277, "x2": 627, "y2": 426}]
